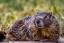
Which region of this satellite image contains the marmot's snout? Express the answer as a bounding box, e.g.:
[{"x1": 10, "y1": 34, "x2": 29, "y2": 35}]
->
[{"x1": 34, "y1": 19, "x2": 44, "y2": 28}]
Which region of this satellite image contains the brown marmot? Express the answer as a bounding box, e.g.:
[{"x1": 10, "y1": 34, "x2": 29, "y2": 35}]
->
[{"x1": 6, "y1": 12, "x2": 60, "y2": 42}]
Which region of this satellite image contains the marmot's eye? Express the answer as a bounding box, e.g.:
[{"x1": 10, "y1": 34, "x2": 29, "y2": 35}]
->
[
  {"x1": 44, "y1": 16, "x2": 47, "y2": 18},
  {"x1": 49, "y1": 15, "x2": 52, "y2": 18}
]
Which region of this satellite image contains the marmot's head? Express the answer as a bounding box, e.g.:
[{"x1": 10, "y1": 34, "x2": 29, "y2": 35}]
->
[{"x1": 34, "y1": 12, "x2": 53, "y2": 28}]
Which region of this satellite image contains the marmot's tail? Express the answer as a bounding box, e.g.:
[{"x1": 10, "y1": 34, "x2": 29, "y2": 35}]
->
[{"x1": 0, "y1": 31, "x2": 6, "y2": 42}]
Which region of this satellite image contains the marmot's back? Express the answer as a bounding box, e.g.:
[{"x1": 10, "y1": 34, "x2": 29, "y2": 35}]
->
[{"x1": 6, "y1": 16, "x2": 33, "y2": 40}]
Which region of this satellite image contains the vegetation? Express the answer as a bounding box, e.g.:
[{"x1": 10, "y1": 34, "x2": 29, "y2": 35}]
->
[{"x1": 0, "y1": 0, "x2": 64, "y2": 33}]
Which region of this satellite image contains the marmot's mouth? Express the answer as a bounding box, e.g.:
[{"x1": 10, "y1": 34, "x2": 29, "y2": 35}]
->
[
  {"x1": 36, "y1": 24, "x2": 43, "y2": 28},
  {"x1": 35, "y1": 24, "x2": 44, "y2": 28}
]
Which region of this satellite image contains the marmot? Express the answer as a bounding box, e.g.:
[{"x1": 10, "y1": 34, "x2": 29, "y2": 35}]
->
[{"x1": 6, "y1": 12, "x2": 60, "y2": 42}]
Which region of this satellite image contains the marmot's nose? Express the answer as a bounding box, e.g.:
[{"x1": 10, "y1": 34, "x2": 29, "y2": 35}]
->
[{"x1": 36, "y1": 20, "x2": 40, "y2": 24}]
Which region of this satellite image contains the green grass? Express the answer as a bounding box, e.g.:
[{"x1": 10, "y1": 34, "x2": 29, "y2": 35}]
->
[{"x1": 0, "y1": 0, "x2": 64, "y2": 32}]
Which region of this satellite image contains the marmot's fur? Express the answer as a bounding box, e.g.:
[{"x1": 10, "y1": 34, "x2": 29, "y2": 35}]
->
[{"x1": 6, "y1": 12, "x2": 60, "y2": 42}]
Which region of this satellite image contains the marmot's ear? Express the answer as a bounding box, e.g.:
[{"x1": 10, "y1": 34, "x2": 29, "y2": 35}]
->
[
  {"x1": 36, "y1": 11, "x2": 39, "y2": 14},
  {"x1": 49, "y1": 12, "x2": 52, "y2": 15}
]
